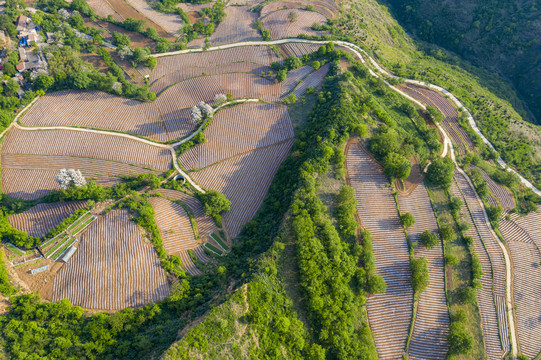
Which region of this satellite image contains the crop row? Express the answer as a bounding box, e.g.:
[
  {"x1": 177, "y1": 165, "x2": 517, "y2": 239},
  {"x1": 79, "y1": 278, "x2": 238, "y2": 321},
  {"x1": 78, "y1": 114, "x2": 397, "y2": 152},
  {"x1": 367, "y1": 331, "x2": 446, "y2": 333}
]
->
[
  {"x1": 206, "y1": 6, "x2": 261, "y2": 46},
  {"x1": 191, "y1": 139, "x2": 294, "y2": 238},
  {"x1": 52, "y1": 210, "x2": 169, "y2": 309},
  {"x1": 451, "y1": 172, "x2": 508, "y2": 358},
  {"x1": 2, "y1": 128, "x2": 171, "y2": 172},
  {"x1": 150, "y1": 189, "x2": 218, "y2": 237},
  {"x1": 151, "y1": 46, "x2": 276, "y2": 81},
  {"x1": 178, "y1": 103, "x2": 294, "y2": 170},
  {"x1": 262, "y1": 9, "x2": 329, "y2": 40},
  {"x1": 8, "y1": 201, "x2": 87, "y2": 238},
  {"x1": 345, "y1": 141, "x2": 413, "y2": 359},
  {"x1": 148, "y1": 197, "x2": 198, "y2": 255},
  {"x1": 499, "y1": 211, "x2": 541, "y2": 358}
]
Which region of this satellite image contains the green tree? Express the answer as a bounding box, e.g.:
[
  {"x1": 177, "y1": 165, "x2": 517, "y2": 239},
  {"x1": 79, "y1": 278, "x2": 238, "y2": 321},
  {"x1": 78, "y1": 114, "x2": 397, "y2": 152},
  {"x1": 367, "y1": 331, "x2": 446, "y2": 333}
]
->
[
  {"x1": 4, "y1": 79, "x2": 20, "y2": 96},
  {"x1": 132, "y1": 47, "x2": 150, "y2": 64},
  {"x1": 146, "y1": 57, "x2": 157, "y2": 70},
  {"x1": 486, "y1": 205, "x2": 503, "y2": 225},
  {"x1": 426, "y1": 157, "x2": 455, "y2": 188},
  {"x1": 384, "y1": 152, "x2": 411, "y2": 180},
  {"x1": 72, "y1": 72, "x2": 92, "y2": 89},
  {"x1": 410, "y1": 256, "x2": 429, "y2": 293},
  {"x1": 448, "y1": 321, "x2": 473, "y2": 355},
  {"x1": 199, "y1": 190, "x2": 231, "y2": 216},
  {"x1": 2, "y1": 62, "x2": 16, "y2": 77},
  {"x1": 312, "y1": 60, "x2": 320, "y2": 70},
  {"x1": 0, "y1": 109, "x2": 13, "y2": 127},
  {"x1": 283, "y1": 56, "x2": 302, "y2": 70},
  {"x1": 400, "y1": 212, "x2": 416, "y2": 229},
  {"x1": 276, "y1": 69, "x2": 287, "y2": 83},
  {"x1": 112, "y1": 32, "x2": 131, "y2": 47},
  {"x1": 33, "y1": 74, "x2": 55, "y2": 91},
  {"x1": 439, "y1": 225, "x2": 455, "y2": 242},
  {"x1": 420, "y1": 230, "x2": 439, "y2": 249},
  {"x1": 426, "y1": 106, "x2": 443, "y2": 123}
]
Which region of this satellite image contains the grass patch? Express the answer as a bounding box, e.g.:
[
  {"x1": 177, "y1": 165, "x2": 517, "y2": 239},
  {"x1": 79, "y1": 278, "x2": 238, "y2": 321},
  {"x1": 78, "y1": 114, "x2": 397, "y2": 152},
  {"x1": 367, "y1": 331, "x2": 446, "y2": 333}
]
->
[
  {"x1": 45, "y1": 234, "x2": 71, "y2": 258},
  {"x1": 204, "y1": 243, "x2": 223, "y2": 256},
  {"x1": 52, "y1": 239, "x2": 76, "y2": 261},
  {"x1": 427, "y1": 184, "x2": 485, "y2": 360},
  {"x1": 5, "y1": 243, "x2": 25, "y2": 257},
  {"x1": 210, "y1": 233, "x2": 228, "y2": 251}
]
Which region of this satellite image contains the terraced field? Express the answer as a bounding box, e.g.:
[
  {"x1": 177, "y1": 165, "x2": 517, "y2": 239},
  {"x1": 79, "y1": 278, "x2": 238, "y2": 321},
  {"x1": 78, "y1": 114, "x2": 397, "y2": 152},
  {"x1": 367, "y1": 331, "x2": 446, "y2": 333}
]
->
[
  {"x1": 191, "y1": 139, "x2": 294, "y2": 238},
  {"x1": 150, "y1": 189, "x2": 218, "y2": 237},
  {"x1": 2, "y1": 128, "x2": 171, "y2": 171},
  {"x1": 8, "y1": 201, "x2": 87, "y2": 238},
  {"x1": 451, "y1": 171, "x2": 508, "y2": 359},
  {"x1": 345, "y1": 141, "x2": 413, "y2": 359},
  {"x1": 178, "y1": 250, "x2": 201, "y2": 276},
  {"x1": 289, "y1": 63, "x2": 330, "y2": 98},
  {"x1": 280, "y1": 42, "x2": 321, "y2": 57},
  {"x1": 470, "y1": 165, "x2": 515, "y2": 209},
  {"x1": 499, "y1": 213, "x2": 541, "y2": 359},
  {"x1": 262, "y1": 9, "x2": 329, "y2": 39},
  {"x1": 86, "y1": 0, "x2": 122, "y2": 21},
  {"x1": 51, "y1": 210, "x2": 169, "y2": 310},
  {"x1": 260, "y1": 1, "x2": 334, "y2": 19},
  {"x1": 401, "y1": 84, "x2": 474, "y2": 156},
  {"x1": 148, "y1": 197, "x2": 197, "y2": 255},
  {"x1": 398, "y1": 180, "x2": 449, "y2": 359},
  {"x1": 178, "y1": 103, "x2": 294, "y2": 170},
  {"x1": 207, "y1": 6, "x2": 261, "y2": 45},
  {"x1": 1, "y1": 154, "x2": 156, "y2": 200},
  {"x1": 126, "y1": 0, "x2": 182, "y2": 34}
]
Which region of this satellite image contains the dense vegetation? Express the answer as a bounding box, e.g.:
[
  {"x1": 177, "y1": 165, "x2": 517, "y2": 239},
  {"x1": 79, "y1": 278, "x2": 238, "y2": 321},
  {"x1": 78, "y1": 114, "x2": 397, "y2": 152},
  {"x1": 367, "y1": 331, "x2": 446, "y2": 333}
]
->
[{"x1": 384, "y1": 0, "x2": 541, "y2": 124}]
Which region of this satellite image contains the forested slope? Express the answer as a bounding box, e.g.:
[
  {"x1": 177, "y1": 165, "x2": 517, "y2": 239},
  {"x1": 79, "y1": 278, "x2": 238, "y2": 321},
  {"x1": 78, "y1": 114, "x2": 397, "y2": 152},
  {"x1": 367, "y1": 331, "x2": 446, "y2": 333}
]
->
[{"x1": 382, "y1": 0, "x2": 541, "y2": 124}]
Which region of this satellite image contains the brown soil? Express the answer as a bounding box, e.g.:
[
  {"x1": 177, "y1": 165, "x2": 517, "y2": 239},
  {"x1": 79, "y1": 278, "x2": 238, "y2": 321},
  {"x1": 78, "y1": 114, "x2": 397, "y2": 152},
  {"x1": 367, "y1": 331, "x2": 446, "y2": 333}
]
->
[
  {"x1": 84, "y1": 17, "x2": 157, "y2": 50},
  {"x1": 107, "y1": 0, "x2": 176, "y2": 41},
  {"x1": 187, "y1": 11, "x2": 201, "y2": 23},
  {"x1": 80, "y1": 53, "x2": 109, "y2": 71},
  {"x1": 446, "y1": 266, "x2": 453, "y2": 291}
]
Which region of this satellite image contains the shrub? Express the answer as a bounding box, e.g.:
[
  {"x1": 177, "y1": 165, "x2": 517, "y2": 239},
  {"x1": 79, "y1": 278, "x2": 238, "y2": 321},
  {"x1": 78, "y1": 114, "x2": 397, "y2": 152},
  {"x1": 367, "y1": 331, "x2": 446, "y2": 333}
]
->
[
  {"x1": 410, "y1": 256, "x2": 430, "y2": 293},
  {"x1": 199, "y1": 190, "x2": 231, "y2": 216},
  {"x1": 458, "y1": 286, "x2": 477, "y2": 304},
  {"x1": 445, "y1": 254, "x2": 459, "y2": 266},
  {"x1": 276, "y1": 69, "x2": 287, "y2": 83},
  {"x1": 312, "y1": 60, "x2": 321, "y2": 70},
  {"x1": 400, "y1": 212, "x2": 416, "y2": 229},
  {"x1": 426, "y1": 157, "x2": 456, "y2": 189},
  {"x1": 439, "y1": 225, "x2": 455, "y2": 242},
  {"x1": 420, "y1": 230, "x2": 439, "y2": 249},
  {"x1": 447, "y1": 321, "x2": 473, "y2": 355}
]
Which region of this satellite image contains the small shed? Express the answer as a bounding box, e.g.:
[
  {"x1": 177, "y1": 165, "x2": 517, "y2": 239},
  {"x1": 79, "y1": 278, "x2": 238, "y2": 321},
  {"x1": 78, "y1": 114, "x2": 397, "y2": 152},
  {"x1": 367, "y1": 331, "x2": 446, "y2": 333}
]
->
[
  {"x1": 30, "y1": 264, "x2": 49, "y2": 274},
  {"x1": 61, "y1": 246, "x2": 77, "y2": 263}
]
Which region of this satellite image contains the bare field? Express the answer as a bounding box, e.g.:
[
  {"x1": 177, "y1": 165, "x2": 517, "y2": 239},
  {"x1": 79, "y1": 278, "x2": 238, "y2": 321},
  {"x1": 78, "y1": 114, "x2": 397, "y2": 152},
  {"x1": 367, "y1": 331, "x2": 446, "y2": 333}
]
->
[
  {"x1": 2, "y1": 127, "x2": 171, "y2": 172},
  {"x1": 8, "y1": 201, "x2": 87, "y2": 237},
  {"x1": 52, "y1": 209, "x2": 169, "y2": 310},
  {"x1": 150, "y1": 189, "x2": 218, "y2": 237},
  {"x1": 191, "y1": 139, "x2": 294, "y2": 238},
  {"x1": 126, "y1": 0, "x2": 182, "y2": 35},
  {"x1": 179, "y1": 103, "x2": 294, "y2": 170},
  {"x1": 262, "y1": 9, "x2": 329, "y2": 39},
  {"x1": 148, "y1": 197, "x2": 197, "y2": 255}
]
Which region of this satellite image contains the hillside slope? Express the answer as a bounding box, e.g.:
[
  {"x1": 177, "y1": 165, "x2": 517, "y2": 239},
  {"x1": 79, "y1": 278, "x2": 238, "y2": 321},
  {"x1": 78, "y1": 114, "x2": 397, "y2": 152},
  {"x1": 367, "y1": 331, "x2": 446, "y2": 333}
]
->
[{"x1": 383, "y1": 0, "x2": 541, "y2": 124}]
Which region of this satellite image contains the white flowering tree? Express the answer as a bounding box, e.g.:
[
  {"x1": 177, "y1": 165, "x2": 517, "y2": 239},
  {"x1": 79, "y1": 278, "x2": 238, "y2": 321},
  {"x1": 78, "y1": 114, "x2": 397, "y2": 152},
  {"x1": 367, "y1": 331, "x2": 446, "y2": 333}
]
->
[
  {"x1": 117, "y1": 45, "x2": 133, "y2": 60},
  {"x1": 55, "y1": 169, "x2": 87, "y2": 190},
  {"x1": 197, "y1": 101, "x2": 214, "y2": 117},
  {"x1": 190, "y1": 106, "x2": 202, "y2": 123},
  {"x1": 213, "y1": 93, "x2": 227, "y2": 107}
]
